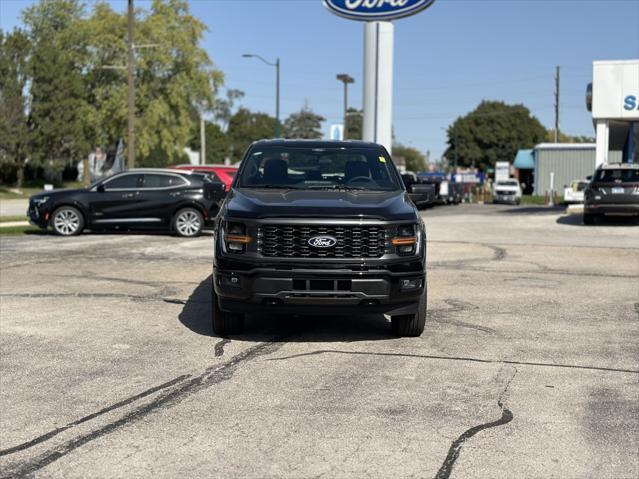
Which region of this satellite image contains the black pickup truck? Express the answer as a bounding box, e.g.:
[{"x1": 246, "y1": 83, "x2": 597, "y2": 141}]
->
[{"x1": 212, "y1": 140, "x2": 427, "y2": 337}]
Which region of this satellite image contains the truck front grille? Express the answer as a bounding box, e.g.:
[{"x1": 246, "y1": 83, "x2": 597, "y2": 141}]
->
[{"x1": 258, "y1": 224, "x2": 388, "y2": 258}]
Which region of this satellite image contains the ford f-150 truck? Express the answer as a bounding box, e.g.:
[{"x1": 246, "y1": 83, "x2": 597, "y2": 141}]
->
[{"x1": 212, "y1": 140, "x2": 427, "y2": 337}]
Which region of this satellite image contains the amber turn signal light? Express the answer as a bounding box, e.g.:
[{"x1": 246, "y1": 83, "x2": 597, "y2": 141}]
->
[
  {"x1": 391, "y1": 237, "x2": 416, "y2": 246},
  {"x1": 224, "y1": 235, "x2": 252, "y2": 244}
]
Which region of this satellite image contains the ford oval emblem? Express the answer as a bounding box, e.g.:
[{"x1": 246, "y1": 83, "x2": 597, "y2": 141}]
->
[
  {"x1": 308, "y1": 235, "x2": 338, "y2": 248},
  {"x1": 324, "y1": 0, "x2": 436, "y2": 21}
]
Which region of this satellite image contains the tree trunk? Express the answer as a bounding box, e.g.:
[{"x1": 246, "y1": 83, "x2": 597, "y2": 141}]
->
[{"x1": 16, "y1": 161, "x2": 25, "y2": 189}]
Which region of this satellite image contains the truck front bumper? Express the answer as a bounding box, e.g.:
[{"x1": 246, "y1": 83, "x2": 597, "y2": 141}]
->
[{"x1": 214, "y1": 264, "x2": 425, "y2": 316}]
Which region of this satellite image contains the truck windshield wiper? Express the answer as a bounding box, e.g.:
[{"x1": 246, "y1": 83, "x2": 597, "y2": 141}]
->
[
  {"x1": 252, "y1": 185, "x2": 303, "y2": 190},
  {"x1": 307, "y1": 185, "x2": 368, "y2": 191}
]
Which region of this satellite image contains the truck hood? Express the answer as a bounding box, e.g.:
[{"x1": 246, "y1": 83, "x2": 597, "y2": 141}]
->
[{"x1": 225, "y1": 188, "x2": 417, "y2": 221}]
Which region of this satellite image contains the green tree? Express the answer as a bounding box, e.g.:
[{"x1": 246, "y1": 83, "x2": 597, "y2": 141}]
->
[
  {"x1": 84, "y1": 0, "x2": 222, "y2": 166},
  {"x1": 188, "y1": 120, "x2": 231, "y2": 164},
  {"x1": 0, "y1": 29, "x2": 30, "y2": 186},
  {"x1": 22, "y1": 0, "x2": 92, "y2": 179},
  {"x1": 345, "y1": 107, "x2": 362, "y2": 140},
  {"x1": 283, "y1": 104, "x2": 325, "y2": 139},
  {"x1": 214, "y1": 89, "x2": 244, "y2": 132},
  {"x1": 546, "y1": 129, "x2": 594, "y2": 143},
  {"x1": 392, "y1": 144, "x2": 426, "y2": 173},
  {"x1": 445, "y1": 100, "x2": 546, "y2": 171},
  {"x1": 227, "y1": 107, "x2": 278, "y2": 162}
]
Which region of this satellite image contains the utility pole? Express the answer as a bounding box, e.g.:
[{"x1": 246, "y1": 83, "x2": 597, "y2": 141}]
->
[
  {"x1": 127, "y1": 0, "x2": 135, "y2": 169},
  {"x1": 200, "y1": 115, "x2": 206, "y2": 165},
  {"x1": 336, "y1": 74, "x2": 355, "y2": 140},
  {"x1": 554, "y1": 65, "x2": 560, "y2": 143}
]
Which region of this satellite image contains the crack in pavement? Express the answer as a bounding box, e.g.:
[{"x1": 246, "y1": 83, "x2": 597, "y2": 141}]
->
[
  {"x1": 434, "y1": 367, "x2": 517, "y2": 479},
  {"x1": 0, "y1": 375, "x2": 191, "y2": 458},
  {"x1": 427, "y1": 239, "x2": 639, "y2": 252},
  {"x1": 0, "y1": 337, "x2": 292, "y2": 478},
  {"x1": 429, "y1": 243, "x2": 507, "y2": 270},
  {"x1": 0, "y1": 292, "x2": 176, "y2": 304},
  {"x1": 267, "y1": 349, "x2": 639, "y2": 374},
  {"x1": 427, "y1": 242, "x2": 638, "y2": 279},
  {"x1": 50, "y1": 274, "x2": 200, "y2": 287},
  {"x1": 428, "y1": 299, "x2": 496, "y2": 334},
  {"x1": 429, "y1": 263, "x2": 639, "y2": 279},
  {"x1": 214, "y1": 338, "x2": 231, "y2": 357}
]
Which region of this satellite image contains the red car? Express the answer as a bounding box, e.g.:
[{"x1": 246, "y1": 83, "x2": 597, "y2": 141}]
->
[{"x1": 170, "y1": 165, "x2": 238, "y2": 191}]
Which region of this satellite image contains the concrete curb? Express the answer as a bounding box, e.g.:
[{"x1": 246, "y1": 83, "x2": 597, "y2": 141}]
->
[{"x1": 0, "y1": 221, "x2": 30, "y2": 228}]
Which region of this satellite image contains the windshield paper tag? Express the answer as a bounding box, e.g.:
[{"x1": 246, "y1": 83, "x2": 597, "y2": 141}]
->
[{"x1": 379, "y1": 156, "x2": 386, "y2": 163}]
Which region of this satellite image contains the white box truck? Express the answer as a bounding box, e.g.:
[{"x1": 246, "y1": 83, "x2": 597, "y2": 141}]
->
[{"x1": 495, "y1": 161, "x2": 511, "y2": 182}]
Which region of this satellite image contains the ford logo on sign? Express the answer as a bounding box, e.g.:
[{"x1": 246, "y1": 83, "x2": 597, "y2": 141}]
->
[
  {"x1": 308, "y1": 235, "x2": 338, "y2": 248},
  {"x1": 324, "y1": 0, "x2": 436, "y2": 21}
]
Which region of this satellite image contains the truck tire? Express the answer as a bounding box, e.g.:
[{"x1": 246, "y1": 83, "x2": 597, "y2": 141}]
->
[
  {"x1": 583, "y1": 213, "x2": 596, "y2": 225},
  {"x1": 391, "y1": 289, "x2": 427, "y2": 337},
  {"x1": 211, "y1": 288, "x2": 244, "y2": 335}
]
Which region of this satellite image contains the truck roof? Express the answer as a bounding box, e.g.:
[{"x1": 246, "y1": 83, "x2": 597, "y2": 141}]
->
[{"x1": 249, "y1": 139, "x2": 384, "y2": 149}]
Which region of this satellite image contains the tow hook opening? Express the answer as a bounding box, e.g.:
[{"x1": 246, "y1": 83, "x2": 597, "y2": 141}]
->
[{"x1": 359, "y1": 299, "x2": 379, "y2": 307}]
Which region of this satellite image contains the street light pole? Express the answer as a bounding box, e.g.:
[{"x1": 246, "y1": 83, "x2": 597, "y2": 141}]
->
[
  {"x1": 242, "y1": 54, "x2": 280, "y2": 138},
  {"x1": 336, "y1": 74, "x2": 354, "y2": 140},
  {"x1": 127, "y1": 0, "x2": 135, "y2": 169},
  {"x1": 275, "y1": 58, "x2": 280, "y2": 137}
]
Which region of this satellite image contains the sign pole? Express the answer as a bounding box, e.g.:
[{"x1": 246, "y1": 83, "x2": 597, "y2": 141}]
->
[{"x1": 363, "y1": 21, "x2": 394, "y2": 153}]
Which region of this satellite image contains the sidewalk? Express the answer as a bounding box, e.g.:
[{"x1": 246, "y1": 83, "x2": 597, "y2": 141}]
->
[{"x1": 0, "y1": 199, "x2": 28, "y2": 217}]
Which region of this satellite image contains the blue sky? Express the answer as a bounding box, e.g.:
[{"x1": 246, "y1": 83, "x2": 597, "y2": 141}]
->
[{"x1": 2, "y1": 0, "x2": 638, "y2": 160}]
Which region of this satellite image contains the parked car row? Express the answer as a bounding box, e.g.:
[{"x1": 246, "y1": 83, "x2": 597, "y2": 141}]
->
[{"x1": 28, "y1": 166, "x2": 234, "y2": 237}]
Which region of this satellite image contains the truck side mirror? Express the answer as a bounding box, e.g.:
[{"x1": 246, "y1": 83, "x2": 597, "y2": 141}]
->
[{"x1": 206, "y1": 181, "x2": 226, "y2": 201}]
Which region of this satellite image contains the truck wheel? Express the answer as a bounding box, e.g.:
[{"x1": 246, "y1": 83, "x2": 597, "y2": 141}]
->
[
  {"x1": 583, "y1": 213, "x2": 596, "y2": 225},
  {"x1": 211, "y1": 288, "x2": 244, "y2": 335},
  {"x1": 391, "y1": 289, "x2": 427, "y2": 337}
]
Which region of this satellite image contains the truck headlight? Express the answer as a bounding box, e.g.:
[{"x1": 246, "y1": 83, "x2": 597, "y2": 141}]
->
[
  {"x1": 392, "y1": 224, "x2": 417, "y2": 256},
  {"x1": 224, "y1": 222, "x2": 251, "y2": 253}
]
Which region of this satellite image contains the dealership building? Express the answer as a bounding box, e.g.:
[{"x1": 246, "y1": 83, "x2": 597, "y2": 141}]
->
[
  {"x1": 514, "y1": 59, "x2": 637, "y2": 195},
  {"x1": 589, "y1": 59, "x2": 638, "y2": 165}
]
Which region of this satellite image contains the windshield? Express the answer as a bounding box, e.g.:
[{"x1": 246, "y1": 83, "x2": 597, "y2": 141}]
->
[
  {"x1": 496, "y1": 181, "x2": 518, "y2": 187},
  {"x1": 236, "y1": 146, "x2": 403, "y2": 191},
  {"x1": 594, "y1": 168, "x2": 639, "y2": 183}
]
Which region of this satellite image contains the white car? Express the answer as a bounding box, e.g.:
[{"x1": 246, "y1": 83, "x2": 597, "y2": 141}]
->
[
  {"x1": 492, "y1": 179, "x2": 522, "y2": 205},
  {"x1": 563, "y1": 180, "x2": 589, "y2": 204}
]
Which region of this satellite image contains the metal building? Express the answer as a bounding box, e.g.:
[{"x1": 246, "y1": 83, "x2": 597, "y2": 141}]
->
[{"x1": 533, "y1": 143, "x2": 621, "y2": 195}]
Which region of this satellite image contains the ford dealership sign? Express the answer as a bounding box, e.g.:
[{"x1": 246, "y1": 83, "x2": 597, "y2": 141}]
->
[{"x1": 324, "y1": 0, "x2": 436, "y2": 21}]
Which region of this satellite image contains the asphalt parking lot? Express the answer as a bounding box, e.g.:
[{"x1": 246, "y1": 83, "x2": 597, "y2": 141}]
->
[{"x1": 1, "y1": 204, "x2": 637, "y2": 478}]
